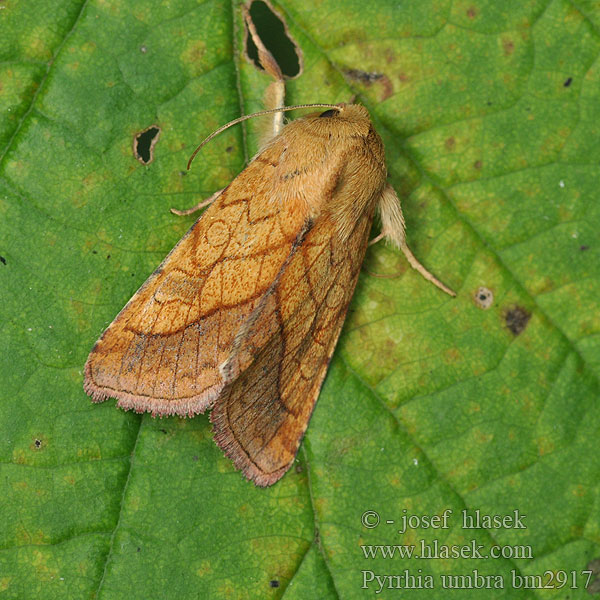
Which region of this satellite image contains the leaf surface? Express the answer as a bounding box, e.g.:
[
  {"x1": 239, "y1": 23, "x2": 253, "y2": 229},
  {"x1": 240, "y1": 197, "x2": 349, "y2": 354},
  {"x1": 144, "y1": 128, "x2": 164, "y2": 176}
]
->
[{"x1": 1, "y1": 1, "x2": 599, "y2": 598}]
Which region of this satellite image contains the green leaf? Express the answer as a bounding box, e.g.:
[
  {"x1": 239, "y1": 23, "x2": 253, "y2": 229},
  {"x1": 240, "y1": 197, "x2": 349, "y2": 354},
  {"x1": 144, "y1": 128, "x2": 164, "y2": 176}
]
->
[{"x1": 1, "y1": 0, "x2": 599, "y2": 598}]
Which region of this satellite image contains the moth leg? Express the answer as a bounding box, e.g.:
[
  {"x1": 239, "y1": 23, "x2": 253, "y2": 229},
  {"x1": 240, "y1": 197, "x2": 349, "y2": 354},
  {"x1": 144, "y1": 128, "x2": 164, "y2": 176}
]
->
[
  {"x1": 263, "y1": 80, "x2": 285, "y2": 138},
  {"x1": 377, "y1": 183, "x2": 456, "y2": 296},
  {"x1": 243, "y1": 4, "x2": 285, "y2": 139},
  {"x1": 170, "y1": 188, "x2": 223, "y2": 216},
  {"x1": 368, "y1": 232, "x2": 385, "y2": 246}
]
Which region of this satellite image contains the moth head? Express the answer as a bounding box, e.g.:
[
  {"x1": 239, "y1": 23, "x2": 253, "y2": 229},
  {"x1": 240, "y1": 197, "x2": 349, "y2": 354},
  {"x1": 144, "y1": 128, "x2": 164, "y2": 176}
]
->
[
  {"x1": 187, "y1": 103, "x2": 375, "y2": 169},
  {"x1": 303, "y1": 103, "x2": 373, "y2": 139}
]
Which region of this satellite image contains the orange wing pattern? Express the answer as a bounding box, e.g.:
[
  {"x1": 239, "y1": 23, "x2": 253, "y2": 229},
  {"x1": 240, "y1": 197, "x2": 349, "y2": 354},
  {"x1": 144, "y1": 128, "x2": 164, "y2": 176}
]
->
[
  {"x1": 84, "y1": 104, "x2": 390, "y2": 486},
  {"x1": 211, "y1": 206, "x2": 375, "y2": 486},
  {"x1": 84, "y1": 155, "x2": 309, "y2": 416}
]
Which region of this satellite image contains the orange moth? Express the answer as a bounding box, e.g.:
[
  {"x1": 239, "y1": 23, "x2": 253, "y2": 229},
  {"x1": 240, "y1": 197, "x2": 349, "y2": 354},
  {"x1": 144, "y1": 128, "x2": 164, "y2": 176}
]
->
[{"x1": 84, "y1": 102, "x2": 454, "y2": 486}]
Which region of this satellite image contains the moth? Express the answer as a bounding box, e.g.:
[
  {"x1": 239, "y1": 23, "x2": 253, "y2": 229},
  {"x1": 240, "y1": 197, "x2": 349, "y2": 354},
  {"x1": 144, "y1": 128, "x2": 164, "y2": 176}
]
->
[{"x1": 84, "y1": 103, "x2": 454, "y2": 486}]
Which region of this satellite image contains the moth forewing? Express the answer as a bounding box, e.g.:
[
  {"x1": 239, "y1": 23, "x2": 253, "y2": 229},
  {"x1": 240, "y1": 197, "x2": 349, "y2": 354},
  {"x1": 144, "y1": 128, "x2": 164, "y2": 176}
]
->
[{"x1": 83, "y1": 144, "x2": 309, "y2": 416}]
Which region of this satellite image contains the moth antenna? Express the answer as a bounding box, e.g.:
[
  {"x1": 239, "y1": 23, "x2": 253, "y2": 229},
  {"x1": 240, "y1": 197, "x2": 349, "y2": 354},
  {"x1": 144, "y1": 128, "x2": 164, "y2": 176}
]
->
[{"x1": 187, "y1": 103, "x2": 341, "y2": 169}]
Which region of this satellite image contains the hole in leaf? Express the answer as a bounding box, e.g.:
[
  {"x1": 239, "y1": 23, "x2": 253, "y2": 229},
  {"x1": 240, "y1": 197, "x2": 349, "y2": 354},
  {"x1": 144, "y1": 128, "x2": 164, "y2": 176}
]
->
[
  {"x1": 269, "y1": 580, "x2": 280, "y2": 588},
  {"x1": 34, "y1": 439, "x2": 42, "y2": 449},
  {"x1": 134, "y1": 125, "x2": 161, "y2": 165},
  {"x1": 563, "y1": 77, "x2": 572, "y2": 87},
  {"x1": 0, "y1": 255, "x2": 6, "y2": 265},
  {"x1": 474, "y1": 287, "x2": 493, "y2": 310},
  {"x1": 245, "y1": 0, "x2": 300, "y2": 78}
]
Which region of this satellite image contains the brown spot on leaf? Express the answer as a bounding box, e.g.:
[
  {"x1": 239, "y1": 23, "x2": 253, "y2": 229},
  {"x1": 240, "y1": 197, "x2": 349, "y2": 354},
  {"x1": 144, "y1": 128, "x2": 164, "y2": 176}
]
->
[
  {"x1": 473, "y1": 160, "x2": 482, "y2": 170},
  {"x1": 133, "y1": 125, "x2": 161, "y2": 165},
  {"x1": 181, "y1": 40, "x2": 206, "y2": 70},
  {"x1": 445, "y1": 137, "x2": 456, "y2": 150},
  {"x1": 444, "y1": 347, "x2": 461, "y2": 364},
  {"x1": 580, "y1": 245, "x2": 589, "y2": 251},
  {"x1": 505, "y1": 306, "x2": 531, "y2": 335},
  {"x1": 467, "y1": 6, "x2": 477, "y2": 18},
  {"x1": 343, "y1": 68, "x2": 394, "y2": 101},
  {"x1": 474, "y1": 287, "x2": 493, "y2": 310},
  {"x1": 503, "y1": 38, "x2": 515, "y2": 55}
]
